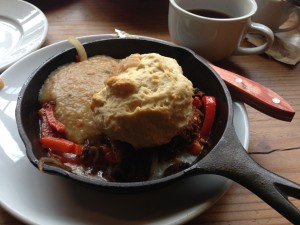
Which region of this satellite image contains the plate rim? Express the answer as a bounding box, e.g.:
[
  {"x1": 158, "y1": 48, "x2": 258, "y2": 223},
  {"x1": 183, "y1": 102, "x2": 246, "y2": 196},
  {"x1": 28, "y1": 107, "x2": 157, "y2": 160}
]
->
[{"x1": 0, "y1": 0, "x2": 48, "y2": 71}]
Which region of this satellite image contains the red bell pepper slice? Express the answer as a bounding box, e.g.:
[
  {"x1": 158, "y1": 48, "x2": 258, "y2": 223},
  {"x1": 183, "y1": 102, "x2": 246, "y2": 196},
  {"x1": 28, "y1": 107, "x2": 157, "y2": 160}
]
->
[
  {"x1": 192, "y1": 96, "x2": 202, "y2": 108},
  {"x1": 40, "y1": 137, "x2": 83, "y2": 156},
  {"x1": 189, "y1": 140, "x2": 202, "y2": 156},
  {"x1": 201, "y1": 96, "x2": 216, "y2": 142},
  {"x1": 42, "y1": 101, "x2": 65, "y2": 133},
  {"x1": 103, "y1": 146, "x2": 118, "y2": 165},
  {"x1": 38, "y1": 108, "x2": 58, "y2": 137}
]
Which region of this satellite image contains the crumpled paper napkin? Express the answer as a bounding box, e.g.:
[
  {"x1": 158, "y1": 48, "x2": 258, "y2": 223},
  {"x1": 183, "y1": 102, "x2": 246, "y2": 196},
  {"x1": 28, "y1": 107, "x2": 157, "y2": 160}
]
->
[
  {"x1": 247, "y1": 33, "x2": 300, "y2": 65},
  {"x1": 248, "y1": 13, "x2": 300, "y2": 65}
]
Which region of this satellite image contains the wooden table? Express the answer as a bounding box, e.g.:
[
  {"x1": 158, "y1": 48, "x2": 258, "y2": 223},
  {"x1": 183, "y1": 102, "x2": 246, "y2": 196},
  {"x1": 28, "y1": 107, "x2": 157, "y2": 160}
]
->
[{"x1": 1, "y1": 0, "x2": 300, "y2": 224}]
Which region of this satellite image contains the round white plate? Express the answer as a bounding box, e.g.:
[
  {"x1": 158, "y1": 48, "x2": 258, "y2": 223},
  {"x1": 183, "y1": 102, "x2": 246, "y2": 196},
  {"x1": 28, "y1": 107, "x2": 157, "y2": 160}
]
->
[
  {"x1": 0, "y1": 35, "x2": 249, "y2": 225},
  {"x1": 0, "y1": 0, "x2": 48, "y2": 71}
]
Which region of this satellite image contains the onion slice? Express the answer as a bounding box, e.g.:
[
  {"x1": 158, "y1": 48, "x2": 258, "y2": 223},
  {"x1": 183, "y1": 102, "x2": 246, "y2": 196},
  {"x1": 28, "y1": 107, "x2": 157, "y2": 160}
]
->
[
  {"x1": 38, "y1": 157, "x2": 71, "y2": 173},
  {"x1": 67, "y1": 36, "x2": 88, "y2": 61}
]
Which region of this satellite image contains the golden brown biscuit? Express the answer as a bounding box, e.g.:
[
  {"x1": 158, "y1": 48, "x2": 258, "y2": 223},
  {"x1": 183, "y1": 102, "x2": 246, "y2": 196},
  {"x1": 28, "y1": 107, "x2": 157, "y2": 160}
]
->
[{"x1": 92, "y1": 53, "x2": 194, "y2": 149}]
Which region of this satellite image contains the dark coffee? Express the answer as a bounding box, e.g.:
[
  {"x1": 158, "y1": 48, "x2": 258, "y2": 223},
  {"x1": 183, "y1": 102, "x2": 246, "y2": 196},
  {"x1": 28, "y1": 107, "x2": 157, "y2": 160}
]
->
[{"x1": 188, "y1": 9, "x2": 231, "y2": 19}]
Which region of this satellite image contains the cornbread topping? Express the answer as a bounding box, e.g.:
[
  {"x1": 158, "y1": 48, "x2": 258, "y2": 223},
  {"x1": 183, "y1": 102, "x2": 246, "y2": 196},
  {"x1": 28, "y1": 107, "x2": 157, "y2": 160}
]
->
[{"x1": 92, "y1": 53, "x2": 194, "y2": 149}]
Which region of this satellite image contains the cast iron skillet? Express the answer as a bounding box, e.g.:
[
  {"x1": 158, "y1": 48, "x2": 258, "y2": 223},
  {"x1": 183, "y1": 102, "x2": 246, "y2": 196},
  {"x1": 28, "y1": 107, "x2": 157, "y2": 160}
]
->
[{"x1": 16, "y1": 37, "x2": 300, "y2": 223}]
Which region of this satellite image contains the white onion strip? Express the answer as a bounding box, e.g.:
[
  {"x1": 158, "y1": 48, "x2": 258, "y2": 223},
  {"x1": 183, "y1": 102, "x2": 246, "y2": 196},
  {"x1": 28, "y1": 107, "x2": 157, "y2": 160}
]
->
[
  {"x1": 67, "y1": 36, "x2": 88, "y2": 61},
  {"x1": 38, "y1": 157, "x2": 72, "y2": 173}
]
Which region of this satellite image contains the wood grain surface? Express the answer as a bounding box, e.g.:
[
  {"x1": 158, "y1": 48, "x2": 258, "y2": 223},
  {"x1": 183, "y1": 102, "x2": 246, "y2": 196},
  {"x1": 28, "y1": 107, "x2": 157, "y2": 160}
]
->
[{"x1": 1, "y1": 0, "x2": 300, "y2": 224}]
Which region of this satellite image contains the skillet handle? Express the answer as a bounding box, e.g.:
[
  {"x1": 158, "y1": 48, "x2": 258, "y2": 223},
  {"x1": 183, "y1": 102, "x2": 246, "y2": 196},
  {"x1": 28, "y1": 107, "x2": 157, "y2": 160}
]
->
[{"x1": 195, "y1": 126, "x2": 300, "y2": 224}]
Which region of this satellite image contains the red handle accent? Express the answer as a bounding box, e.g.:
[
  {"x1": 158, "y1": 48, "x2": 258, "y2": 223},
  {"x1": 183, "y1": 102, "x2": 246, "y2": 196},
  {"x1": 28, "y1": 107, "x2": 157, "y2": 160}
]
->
[{"x1": 210, "y1": 64, "x2": 295, "y2": 122}]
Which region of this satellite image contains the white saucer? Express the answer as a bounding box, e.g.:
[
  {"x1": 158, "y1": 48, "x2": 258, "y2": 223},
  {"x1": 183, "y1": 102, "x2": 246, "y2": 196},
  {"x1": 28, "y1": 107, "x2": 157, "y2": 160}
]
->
[
  {"x1": 0, "y1": 35, "x2": 249, "y2": 225},
  {"x1": 0, "y1": 0, "x2": 48, "y2": 71}
]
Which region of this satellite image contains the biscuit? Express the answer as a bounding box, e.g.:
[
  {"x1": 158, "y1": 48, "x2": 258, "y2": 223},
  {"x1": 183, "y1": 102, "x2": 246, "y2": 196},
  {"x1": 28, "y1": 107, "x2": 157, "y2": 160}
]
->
[{"x1": 92, "y1": 53, "x2": 194, "y2": 149}]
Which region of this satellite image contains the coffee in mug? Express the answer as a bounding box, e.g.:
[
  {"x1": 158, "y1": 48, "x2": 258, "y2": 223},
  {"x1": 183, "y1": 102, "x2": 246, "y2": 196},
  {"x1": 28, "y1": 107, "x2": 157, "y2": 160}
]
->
[{"x1": 188, "y1": 9, "x2": 231, "y2": 18}]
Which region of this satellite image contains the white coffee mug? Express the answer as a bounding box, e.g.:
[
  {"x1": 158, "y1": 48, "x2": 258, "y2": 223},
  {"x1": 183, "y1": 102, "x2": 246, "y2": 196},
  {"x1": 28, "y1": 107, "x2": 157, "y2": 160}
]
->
[
  {"x1": 168, "y1": 0, "x2": 274, "y2": 62},
  {"x1": 253, "y1": 0, "x2": 300, "y2": 33}
]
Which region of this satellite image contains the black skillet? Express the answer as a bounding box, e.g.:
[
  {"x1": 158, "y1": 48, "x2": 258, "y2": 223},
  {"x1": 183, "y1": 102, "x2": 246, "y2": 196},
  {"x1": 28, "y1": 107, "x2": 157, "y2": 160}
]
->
[{"x1": 15, "y1": 37, "x2": 300, "y2": 224}]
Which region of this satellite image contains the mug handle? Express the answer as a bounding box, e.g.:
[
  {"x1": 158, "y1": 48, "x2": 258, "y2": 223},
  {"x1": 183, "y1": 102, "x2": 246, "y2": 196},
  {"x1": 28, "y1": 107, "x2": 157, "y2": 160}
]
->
[
  {"x1": 276, "y1": 8, "x2": 300, "y2": 32},
  {"x1": 235, "y1": 22, "x2": 274, "y2": 55}
]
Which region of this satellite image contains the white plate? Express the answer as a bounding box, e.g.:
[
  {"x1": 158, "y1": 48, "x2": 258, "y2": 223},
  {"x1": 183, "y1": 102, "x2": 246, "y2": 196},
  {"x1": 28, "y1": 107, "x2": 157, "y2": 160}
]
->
[
  {"x1": 0, "y1": 35, "x2": 249, "y2": 225},
  {"x1": 0, "y1": 0, "x2": 48, "y2": 71}
]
